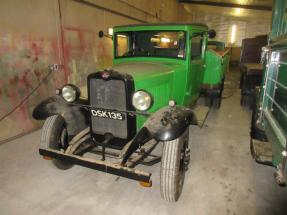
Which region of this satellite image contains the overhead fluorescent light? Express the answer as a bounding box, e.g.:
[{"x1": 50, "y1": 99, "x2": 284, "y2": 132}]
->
[
  {"x1": 235, "y1": 8, "x2": 242, "y2": 15},
  {"x1": 231, "y1": 24, "x2": 237, "y2": 44}
]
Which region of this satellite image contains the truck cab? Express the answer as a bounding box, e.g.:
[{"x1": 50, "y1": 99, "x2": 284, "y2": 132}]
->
[{"x1": 110, "y1": 23, "x2": 217, "y2": 128}]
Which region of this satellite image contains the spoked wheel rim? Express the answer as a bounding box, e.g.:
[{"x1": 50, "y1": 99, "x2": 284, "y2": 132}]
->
[
  {"x1": 59, "y1": 128, "x2": 68, "y2": 151},
  {"x1": 178, "y1": 138, "x2": 188, "y2": 192},
  {"x1": 52, "y1": 124, "x2": 73, "y2": 169},
  {"x1": 52, "y1": 126, "x2": 68, "y2": 152}
]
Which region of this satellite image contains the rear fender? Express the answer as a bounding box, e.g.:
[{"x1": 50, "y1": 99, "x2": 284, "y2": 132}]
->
[{"x1": 32, "y1": 96, "x2": 89, "y2": 136}]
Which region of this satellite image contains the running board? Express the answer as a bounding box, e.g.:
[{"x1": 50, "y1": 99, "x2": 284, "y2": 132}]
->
[
  {"x1": 39, "y1": 148, "x2": 151, "y2": 183},
  {"x1": 250, "y1": 138, "x2": 273, "y2": 166}
]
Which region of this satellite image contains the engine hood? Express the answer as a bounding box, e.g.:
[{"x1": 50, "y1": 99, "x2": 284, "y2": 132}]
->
[
  {"x1": 111, "y1": 61, "x2": 187, "y2": 129},
  {"x1": 112, "y1": 61, "x2": 185, "y2": 125},
  {"x1": 112, "y1": 61, "x2": 183, "y2": 83}
]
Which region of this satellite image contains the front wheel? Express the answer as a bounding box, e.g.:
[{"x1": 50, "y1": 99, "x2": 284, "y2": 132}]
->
[
  {"x1": 41, "y1": 115, "x2": 73, "y2": 170},
  {"x1": 160, "y1": 128, "x2": 190, "y2": 202}
]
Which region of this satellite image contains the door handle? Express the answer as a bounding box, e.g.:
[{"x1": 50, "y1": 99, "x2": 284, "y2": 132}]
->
[{"x1": 202, "y1": 64, "x2": 206, "y2": 68}]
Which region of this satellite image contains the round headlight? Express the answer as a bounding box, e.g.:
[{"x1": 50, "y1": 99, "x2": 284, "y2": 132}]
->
[
  {"x1": 132, "y1": 90, "x2": 152, "y2": 111},
  {"x1": 61, "y1": 85, "x2": 78, "y2": 102}
]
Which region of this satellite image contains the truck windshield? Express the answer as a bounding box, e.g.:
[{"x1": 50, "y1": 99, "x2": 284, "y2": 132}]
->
[{"x1": 115, "y1": 31, "x2": 186, "y2": 59}]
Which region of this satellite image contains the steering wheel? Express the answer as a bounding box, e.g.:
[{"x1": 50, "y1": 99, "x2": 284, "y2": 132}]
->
[{"x1": 123, "y1": 48, "x2": 150, "y2": 56}]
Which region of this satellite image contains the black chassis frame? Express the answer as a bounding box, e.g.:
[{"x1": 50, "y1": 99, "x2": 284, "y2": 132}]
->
[{"x1": 33, "y1": 74, "x2": 197, "y2": 184}]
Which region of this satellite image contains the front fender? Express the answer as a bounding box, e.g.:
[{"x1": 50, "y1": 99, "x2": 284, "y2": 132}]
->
[
  {"x1": 120, "y1": 105, "x2": 196, "y2": 164},
  {"x1": 145, "y1": 106, "x2": 197, "y2": 142},
  {"x1": 32, "y1": 96, "x2": 89, "y2": 136}
]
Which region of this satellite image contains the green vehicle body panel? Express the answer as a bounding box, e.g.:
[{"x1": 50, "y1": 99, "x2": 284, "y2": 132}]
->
[
  {"x1": 112, "y1": 24, "x2": 222, "y2": 130},
  {"x1": 257, "y1": 0, "x2": 287, "y2": 169},
  {"x1": 112, "y1": 61, "x2": 181, "y2": 128},
  {"x1": 269, "y1": 0, "x2": 287, "y2": 41},
  {"x1": 202, "y1": 47, "x2": 230, "y2": 87},
  {"x1": 208, "y1": 41, "x2": 225, "y2": 51}
]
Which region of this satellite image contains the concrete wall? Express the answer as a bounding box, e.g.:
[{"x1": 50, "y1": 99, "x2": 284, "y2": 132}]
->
[
  {"x1": 190, "y1": 11, "x2": 271, "y2": 47},
  {"x1": 0, "y1": 0, "x2": 193, "y2": 142},
  {"x1": 0, "y1": 0, "x2": 65, "y2": 142}
]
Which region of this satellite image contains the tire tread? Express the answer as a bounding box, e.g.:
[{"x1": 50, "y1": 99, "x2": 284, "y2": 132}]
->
[
  {"x1": 160, "y1": 129, "x2": 188, "y2": 202},
  {"x1": 41, "y1": 115, "x2": 73, "y2": 170}
]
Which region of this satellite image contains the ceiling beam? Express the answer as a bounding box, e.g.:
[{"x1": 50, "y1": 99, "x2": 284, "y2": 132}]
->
[{"x1": 179, "y1": 0, "x2": 272, "y2": 11}]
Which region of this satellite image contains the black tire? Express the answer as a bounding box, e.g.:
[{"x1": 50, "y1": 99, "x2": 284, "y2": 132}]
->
[
  {"x1": 274, "y1": 171, "x2": 286, "y2": 187},
  {"x1": 249, "y1": 91, "x2": 256, "y2": 110},
  {"x1": 208, "y1": 77, "x2": 224, "y2": 110},
  {"x1": 240, "y1": 94, "x2": 250, "y2": 107},
  {"x1": 250, "y1": 105, "x2": 267, "y2": 141},
  {"x1": 205, "y1": 95, "x2": 221, "y2": 109},
  {"x1": 212, "y1": 77, "x2": 224, "y2": 109},
  {"x1": 240, "y1": 73, "x2": 245, "y2": 89},
  {"x1": 160, "y1": 128, "x2": 189, "y2": 202},
  {"x1": 41, "y1": 115, "x2": 73, "y2": 170},
  {"x1": 205, "y1": 96, "x2": 212, "y2": 107},
  {"x1": 212, "y1": 96, "x2": 221, "y2": 109}
]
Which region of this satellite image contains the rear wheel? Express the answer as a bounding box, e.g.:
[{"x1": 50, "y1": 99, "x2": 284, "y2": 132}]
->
[
  {"x1": 240, "y1": 94, "x2": 250, "y2": 107},
  {"x1": 160, "y1": 128, "x2": 190, "y2": 202},
  {"x1": 41, "y1": 115, "x2": 73, "y2": 170},
  {"x1": 205, "y1": 94, "x2": 221, "y2": 109},
  {"x1": 213, "y1": 77, "x2": 225, "y2": 109},
  {"x1": 212, "y1": 96, "x2": 221, "y2": 109},
  {"x1": 204, "y1": 96, "x2": 212, "y2": 107},
  {"x1": 274, "y1": 169, "x2": 286, "y2": 187},
  {"x1": 206, "y1": 77, "x2": 224, "y2": 110}
]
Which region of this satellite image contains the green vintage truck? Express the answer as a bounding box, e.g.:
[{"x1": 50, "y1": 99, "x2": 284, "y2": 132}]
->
[
  {"x1": 250, "y1": 0, "x2": 287, "y2": 187},
  {"x1": 33, "y1": 23, "x2": 226, "y2": 202},
  {"x1": 202, "y1": 41, "x2": 230, "y2": 108}
]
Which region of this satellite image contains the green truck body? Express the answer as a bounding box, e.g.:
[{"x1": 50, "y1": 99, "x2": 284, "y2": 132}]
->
[
  {"x1": 112, "y1": 24, "x2": 227, "y2": 129},
  {"x1": 202, "y1": 41, "x2": 230, "y2": 91},
  {"x1": 251, "y1": 0, "x2": 287, "y2": 185},
  {"x1": 33, "y1": 23, "x2": 228, "y2": 201}
]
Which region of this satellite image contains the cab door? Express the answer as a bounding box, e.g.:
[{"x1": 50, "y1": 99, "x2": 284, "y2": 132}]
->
[{"x1": 186, "y1": 33, "x2": 206, "y2": 103}]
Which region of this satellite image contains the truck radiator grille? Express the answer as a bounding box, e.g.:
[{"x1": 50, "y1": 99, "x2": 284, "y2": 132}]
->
[{"x1": 89, "y1": 78, "x2": 128, "y2": 139}]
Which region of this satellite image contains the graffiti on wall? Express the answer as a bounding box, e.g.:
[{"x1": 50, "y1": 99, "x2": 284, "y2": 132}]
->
[
  {"x1": 63, "y1": 26, "x2": 112, "y2": 92},
  {"x1": 0, "y1": 26, "x2": 114, "y2": 141},
  {"x1": 0, "y1": 32, "x2": 66, "y2": 141}
]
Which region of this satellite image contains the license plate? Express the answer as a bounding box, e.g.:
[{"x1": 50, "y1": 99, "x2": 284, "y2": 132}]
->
[{"x1": 91, "y1": 109, "x2": 125, "y2": 120}]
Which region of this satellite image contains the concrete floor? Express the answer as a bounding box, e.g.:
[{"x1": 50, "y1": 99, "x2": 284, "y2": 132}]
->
[{"x1": 1, "y1": 71, "x2": 287, "y2": 215}]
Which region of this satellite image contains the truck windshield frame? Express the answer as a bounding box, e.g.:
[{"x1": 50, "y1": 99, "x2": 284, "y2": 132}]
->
[{"x1": 114, "y1": 30, "x2": 187, "y2": 60}]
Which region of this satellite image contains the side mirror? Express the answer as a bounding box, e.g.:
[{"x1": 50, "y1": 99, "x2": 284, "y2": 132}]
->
[
  {"x1": 98, "y1": 30, "x2": 113, "y2": 40},
  {"x1": 208, "y1": 30, "x2": 216, "y2": 39}
]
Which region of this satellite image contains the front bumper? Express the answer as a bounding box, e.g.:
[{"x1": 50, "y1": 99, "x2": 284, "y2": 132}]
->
[{"x1": 39, "y1": 148, "x2": 151, "y2": 183}]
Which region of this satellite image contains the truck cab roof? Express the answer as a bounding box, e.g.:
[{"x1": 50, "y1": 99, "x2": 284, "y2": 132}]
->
[
  {"x1": 113, "y1": 23, "x2": 208, "y2": 32},
  {"x1": 114, "y1": 22, "x2": 208, "y2": 28}
]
